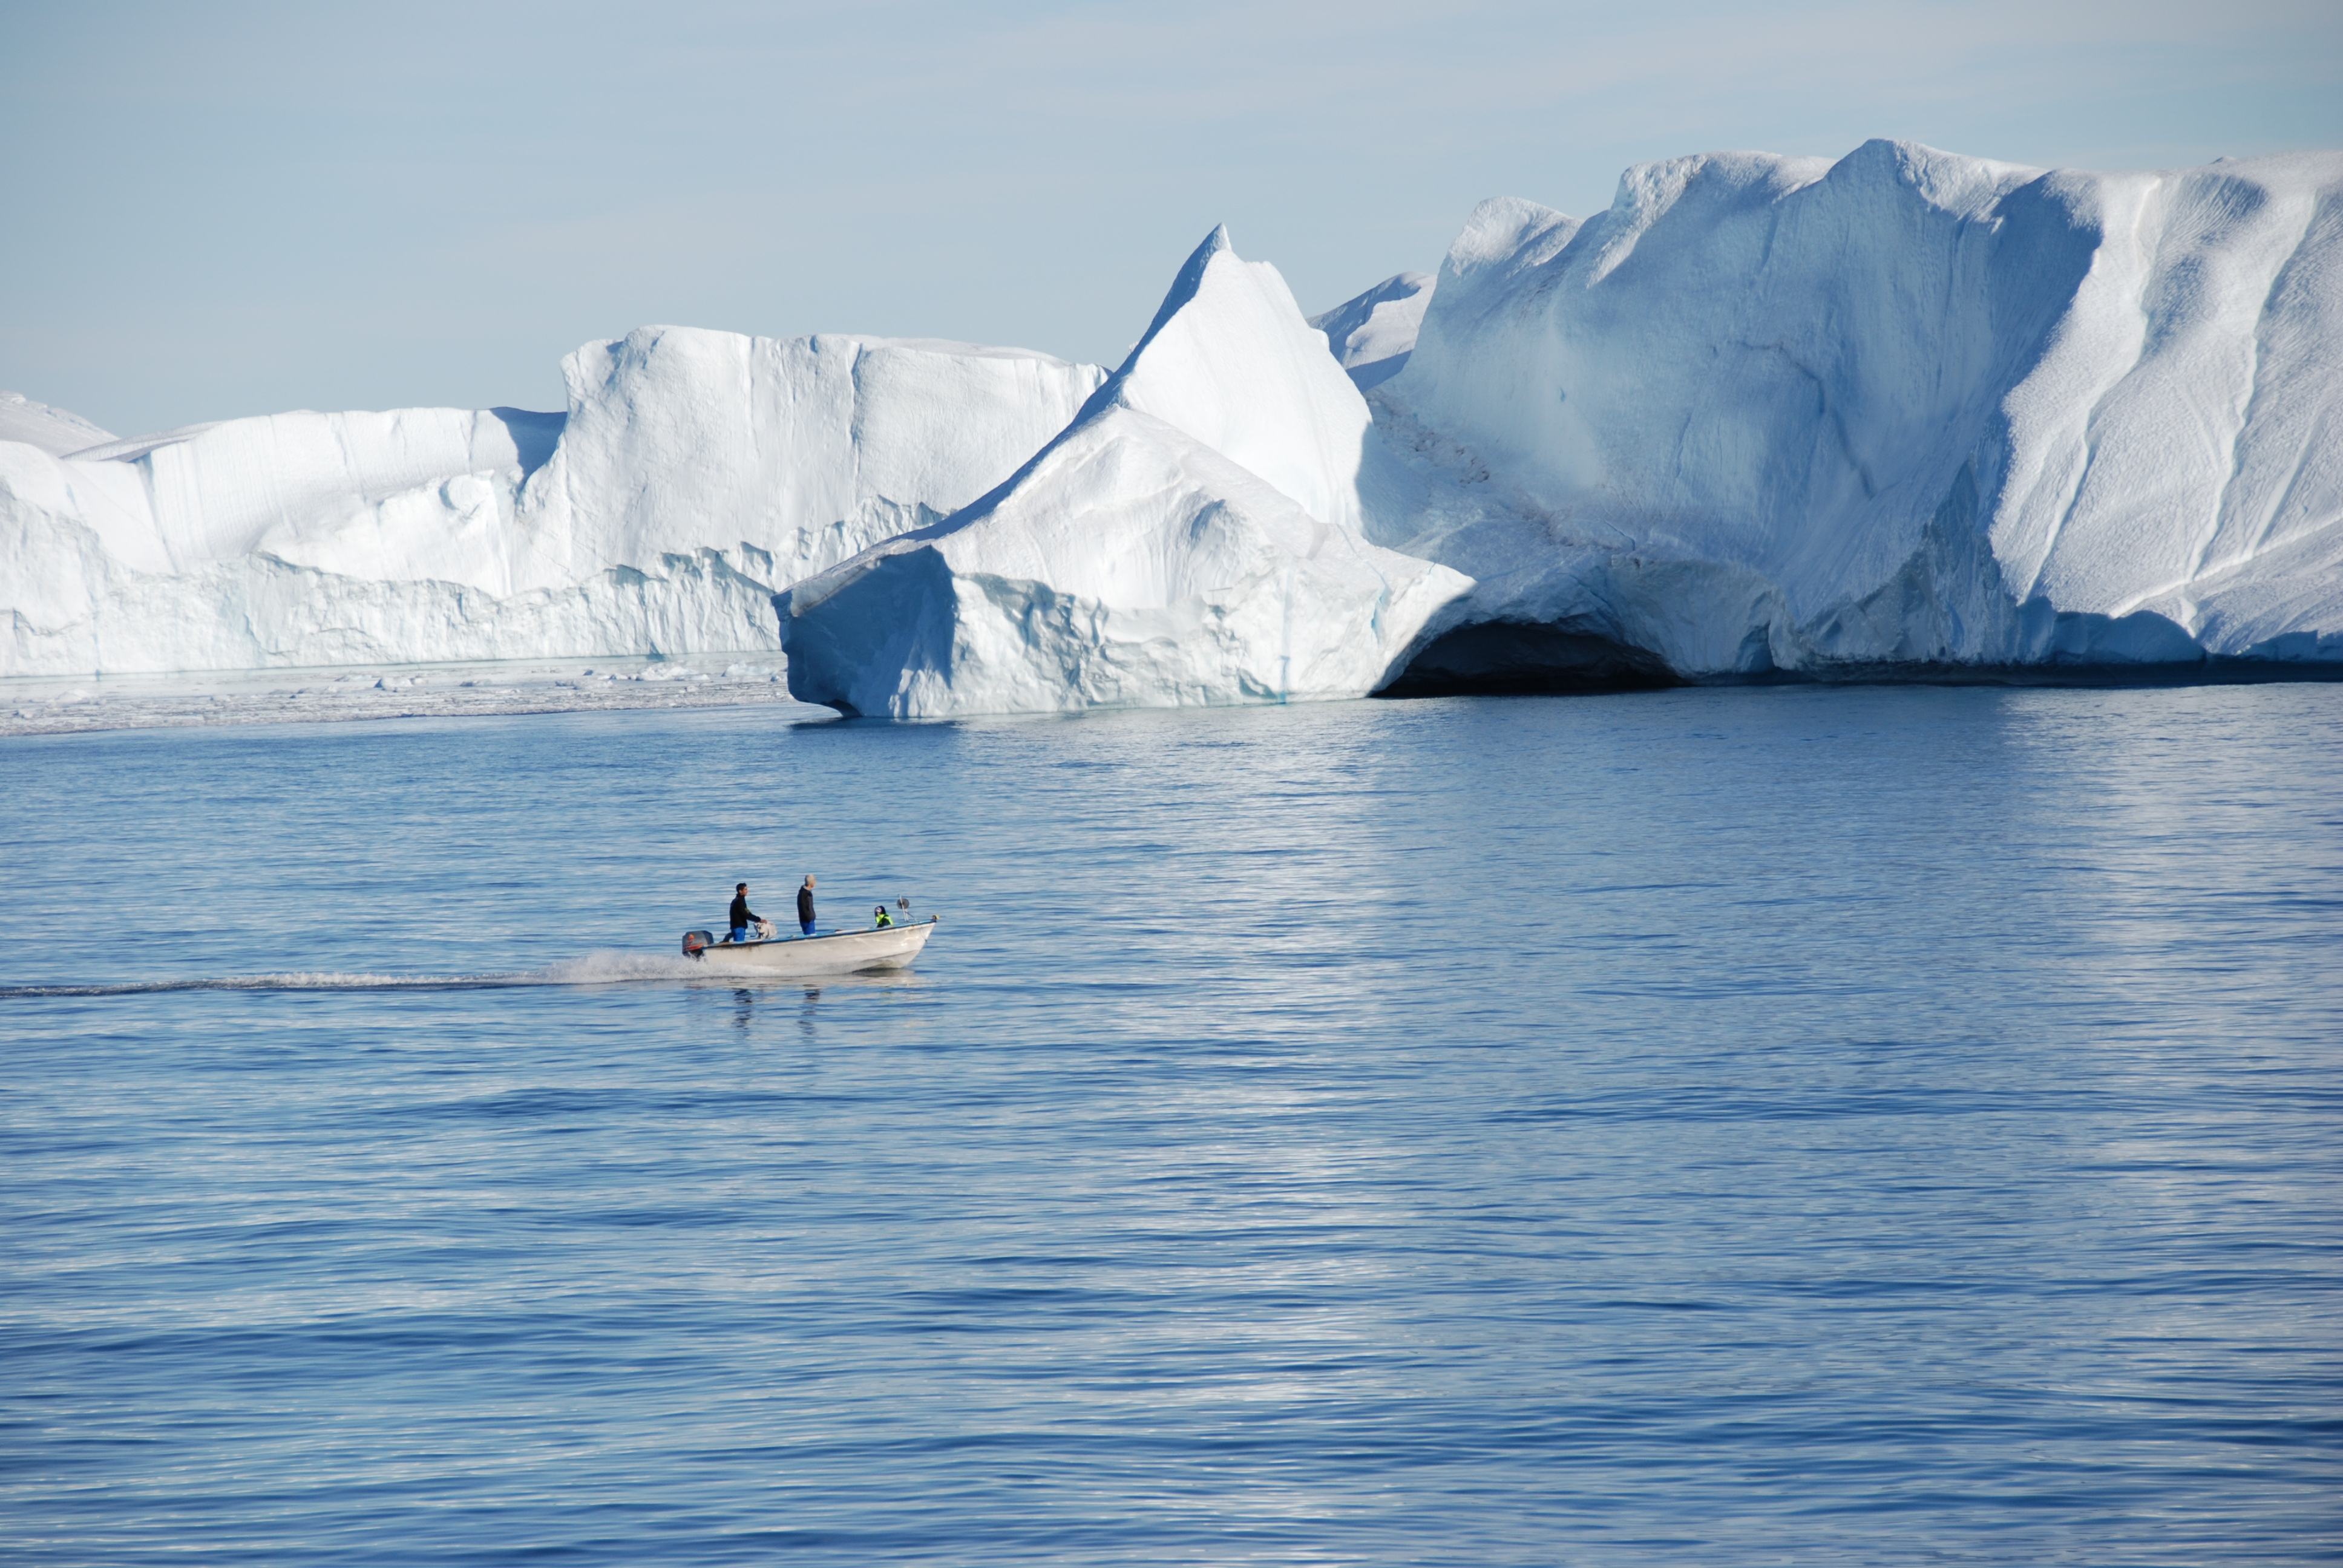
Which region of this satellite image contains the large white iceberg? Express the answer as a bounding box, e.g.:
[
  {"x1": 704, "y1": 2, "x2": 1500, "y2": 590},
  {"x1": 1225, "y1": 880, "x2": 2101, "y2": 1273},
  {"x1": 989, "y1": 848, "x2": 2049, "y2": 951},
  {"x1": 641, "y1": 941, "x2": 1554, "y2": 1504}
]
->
[
  {"x1": 775, "y1": 228, "x2": 1470, "y2": 717},
  {"x1": 8, "y1": 138, "x2": 2339, "y2": 714},
  {"x1": 2, "y1": 332, "x2": 1103, "y2": 676},
  {"x1": 1364, "y1": 140, "x2": 2343, "y2": 687}
]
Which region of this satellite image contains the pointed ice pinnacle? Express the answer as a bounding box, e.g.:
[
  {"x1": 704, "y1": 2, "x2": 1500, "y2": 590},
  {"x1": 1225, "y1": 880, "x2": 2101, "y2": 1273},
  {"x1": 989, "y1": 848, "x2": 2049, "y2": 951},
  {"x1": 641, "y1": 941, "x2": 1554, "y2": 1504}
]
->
[{"x1": 777, "y1": 227, "x2": 1472, "y2": 717}]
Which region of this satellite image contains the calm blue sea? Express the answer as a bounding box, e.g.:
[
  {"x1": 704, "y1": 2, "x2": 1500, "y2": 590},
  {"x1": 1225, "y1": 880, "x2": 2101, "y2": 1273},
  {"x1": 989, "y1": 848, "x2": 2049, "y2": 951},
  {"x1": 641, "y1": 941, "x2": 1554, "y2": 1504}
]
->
[{"x1": 3, "y1": 684, "x2": 2339, "y2": 1564}]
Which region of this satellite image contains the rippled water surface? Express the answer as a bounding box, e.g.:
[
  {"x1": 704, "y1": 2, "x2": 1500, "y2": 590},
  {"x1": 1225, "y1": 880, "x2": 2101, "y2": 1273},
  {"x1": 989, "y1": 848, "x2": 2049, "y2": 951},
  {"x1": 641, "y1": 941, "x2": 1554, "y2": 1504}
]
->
[{"x1": 4, "y1": 685, "x2": 2339, "y2": 1564}]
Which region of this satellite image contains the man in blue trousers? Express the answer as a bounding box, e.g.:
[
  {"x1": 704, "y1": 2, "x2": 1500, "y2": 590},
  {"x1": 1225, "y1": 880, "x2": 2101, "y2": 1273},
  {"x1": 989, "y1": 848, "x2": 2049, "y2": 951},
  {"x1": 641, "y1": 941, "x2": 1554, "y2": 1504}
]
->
[{"x1": 727, "y1": 883, "x2": 765, "y2": 943}]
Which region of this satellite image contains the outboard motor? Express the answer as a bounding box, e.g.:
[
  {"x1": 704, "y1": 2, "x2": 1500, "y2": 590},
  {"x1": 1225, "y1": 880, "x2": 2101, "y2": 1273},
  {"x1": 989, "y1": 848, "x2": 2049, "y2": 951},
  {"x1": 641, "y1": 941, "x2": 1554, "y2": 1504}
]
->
[{"x1": 681, "y1": 929, "x2": 714, "y2": 958}]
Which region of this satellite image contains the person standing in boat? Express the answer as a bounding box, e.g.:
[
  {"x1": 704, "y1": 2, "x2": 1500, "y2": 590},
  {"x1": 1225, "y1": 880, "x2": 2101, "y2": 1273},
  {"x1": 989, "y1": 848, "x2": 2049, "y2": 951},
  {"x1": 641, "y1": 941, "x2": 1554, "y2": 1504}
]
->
[
  {"x1": 797, "y1": 874, "x2": 818, "y2": 936},
  {"x1": 728, "y1": 883, "x2": 767, "y2": 944}
]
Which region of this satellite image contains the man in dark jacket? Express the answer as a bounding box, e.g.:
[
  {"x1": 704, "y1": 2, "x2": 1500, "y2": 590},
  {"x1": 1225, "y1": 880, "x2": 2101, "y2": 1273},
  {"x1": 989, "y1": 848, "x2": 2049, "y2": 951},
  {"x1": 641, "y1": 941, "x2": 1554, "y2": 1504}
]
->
[
  {"x1": 797, "y1": 874, "x2": 818, "y2": 936},
  {"x1": 728, "y1": 883, "x2": 764, "y2": 942}
]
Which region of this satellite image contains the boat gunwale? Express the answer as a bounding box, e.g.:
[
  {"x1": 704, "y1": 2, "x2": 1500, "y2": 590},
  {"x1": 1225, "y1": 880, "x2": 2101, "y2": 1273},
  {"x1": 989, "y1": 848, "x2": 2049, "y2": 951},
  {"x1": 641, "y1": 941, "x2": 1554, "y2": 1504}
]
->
[{"x1": 687, "y1": 915, "x2": 938, "y2": 958}]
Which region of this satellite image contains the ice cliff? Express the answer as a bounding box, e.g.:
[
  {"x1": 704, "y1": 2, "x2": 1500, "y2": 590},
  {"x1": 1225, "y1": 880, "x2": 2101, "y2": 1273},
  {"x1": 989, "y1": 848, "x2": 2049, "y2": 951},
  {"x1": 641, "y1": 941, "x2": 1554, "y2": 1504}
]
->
[
  {"x1": 1, "y1": 335, "x2": 1103, "y2": 675},
  {"x1": 1366, "y1": 140, "x2": 2343, "y2": 687},
  {"x1": 776, "y1": 229, "x2": 1469, "y2": 717}
]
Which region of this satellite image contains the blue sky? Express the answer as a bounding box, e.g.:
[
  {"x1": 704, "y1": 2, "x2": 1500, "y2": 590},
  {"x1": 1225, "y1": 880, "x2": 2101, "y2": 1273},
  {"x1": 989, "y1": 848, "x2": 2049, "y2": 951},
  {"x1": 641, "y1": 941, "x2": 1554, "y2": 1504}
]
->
[{"x1": 4, "y1": 0, "x2": 2338, "y2": 437}]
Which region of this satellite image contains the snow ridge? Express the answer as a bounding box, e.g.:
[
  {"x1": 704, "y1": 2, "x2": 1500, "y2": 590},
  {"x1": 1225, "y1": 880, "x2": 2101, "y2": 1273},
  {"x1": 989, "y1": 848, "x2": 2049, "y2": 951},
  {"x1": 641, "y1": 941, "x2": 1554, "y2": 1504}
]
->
[{"x1": 0, "y1": 391, "x2": 116, "y2": 457}]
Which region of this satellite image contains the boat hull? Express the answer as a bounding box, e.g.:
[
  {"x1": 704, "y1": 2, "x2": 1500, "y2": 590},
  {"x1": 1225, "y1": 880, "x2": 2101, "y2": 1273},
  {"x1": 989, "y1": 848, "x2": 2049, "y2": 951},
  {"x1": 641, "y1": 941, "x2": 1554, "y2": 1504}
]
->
[{"x1": 689, "y1": 918, "x2": 937, "y2": 977}]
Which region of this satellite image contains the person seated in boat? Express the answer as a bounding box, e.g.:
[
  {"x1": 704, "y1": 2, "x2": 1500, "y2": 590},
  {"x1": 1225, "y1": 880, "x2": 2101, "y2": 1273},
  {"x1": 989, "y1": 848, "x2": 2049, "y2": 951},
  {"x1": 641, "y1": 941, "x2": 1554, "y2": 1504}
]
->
[
  {"x1": 873, "y1": 904, "x2": 893, "y2": 929},
  {"x1": 797, "y1": 874, "x2": 818, "y2": 936},
  {"x1": 728, "y1": 883, "x2": 771, "y2": 943}
]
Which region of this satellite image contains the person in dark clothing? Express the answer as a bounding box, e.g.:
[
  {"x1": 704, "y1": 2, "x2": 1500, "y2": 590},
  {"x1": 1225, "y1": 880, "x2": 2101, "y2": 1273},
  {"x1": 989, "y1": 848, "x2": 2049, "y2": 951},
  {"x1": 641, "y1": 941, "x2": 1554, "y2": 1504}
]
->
[
  {"x1": 797, "y1": 874, "x2": 818, "y2": 936},
  {"x1": 728, "y1": 883, "x2": 765, "y2": 943}
]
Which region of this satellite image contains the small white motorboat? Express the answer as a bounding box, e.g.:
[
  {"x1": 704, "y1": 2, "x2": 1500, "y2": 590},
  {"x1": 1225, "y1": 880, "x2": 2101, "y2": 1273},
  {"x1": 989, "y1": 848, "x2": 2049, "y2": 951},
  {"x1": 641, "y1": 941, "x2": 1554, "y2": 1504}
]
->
[{"x1": 680, "y1": 916, "x2": 940, "y2": 977}]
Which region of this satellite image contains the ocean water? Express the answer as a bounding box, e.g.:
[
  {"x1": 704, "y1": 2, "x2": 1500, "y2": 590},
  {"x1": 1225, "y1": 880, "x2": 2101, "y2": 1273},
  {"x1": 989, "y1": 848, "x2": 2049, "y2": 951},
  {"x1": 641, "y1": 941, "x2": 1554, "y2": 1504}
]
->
[{"x1": 2, "y1": 683, "x2": 2338, "y2": 1565}]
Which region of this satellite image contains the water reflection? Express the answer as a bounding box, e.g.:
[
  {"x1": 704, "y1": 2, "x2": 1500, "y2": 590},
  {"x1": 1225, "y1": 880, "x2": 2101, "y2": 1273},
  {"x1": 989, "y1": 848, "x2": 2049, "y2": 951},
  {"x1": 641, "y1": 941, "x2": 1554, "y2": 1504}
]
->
[
  {"x1": 710, "y1": 979, "x2": 879, "y2": 1042},
  {"x1": 721, "y1": 981, "x2": 837, "y2": 1039}
]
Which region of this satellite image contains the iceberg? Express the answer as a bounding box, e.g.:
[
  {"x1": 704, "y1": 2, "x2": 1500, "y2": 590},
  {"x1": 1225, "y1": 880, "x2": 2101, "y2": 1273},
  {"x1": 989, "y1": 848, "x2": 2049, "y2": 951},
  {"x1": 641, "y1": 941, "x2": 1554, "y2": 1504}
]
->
[
  {"x1": 2, "y1": 333, "x2": 1103, "y2": 676},
  {"x1": 9, "y1": 138, "x2": 2339, "y2": 717},
  {"x1": 775, "y1": 229, "x2": 1470, "y2": 717},
  {"x1": 1363, "y1": 140, "x2": 2343, "y2": 687}
]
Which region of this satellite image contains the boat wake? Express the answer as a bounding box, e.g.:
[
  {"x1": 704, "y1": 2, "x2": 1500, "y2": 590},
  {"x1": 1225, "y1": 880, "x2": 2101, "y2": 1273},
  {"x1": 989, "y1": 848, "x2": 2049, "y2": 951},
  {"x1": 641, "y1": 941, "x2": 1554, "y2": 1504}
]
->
[{"x1": 0, "y1": 949, "x2": 920, "y2": 999}]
